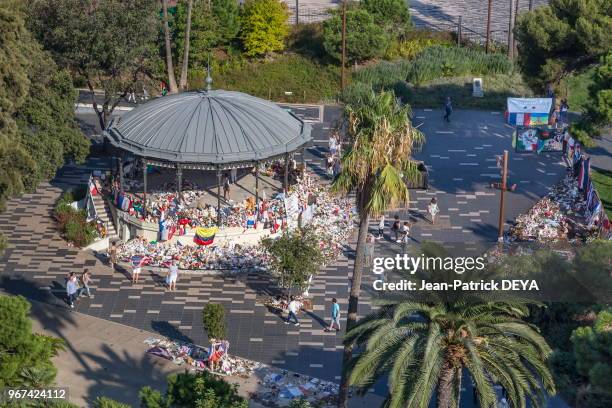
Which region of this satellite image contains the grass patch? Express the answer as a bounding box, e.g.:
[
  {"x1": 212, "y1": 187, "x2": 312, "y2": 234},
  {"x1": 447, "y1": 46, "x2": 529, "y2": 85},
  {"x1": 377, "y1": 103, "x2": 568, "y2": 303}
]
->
[
  {"x1": 343, "y1": 46, "x2": 524, "y2": 109},
  {"x1": 402, "y1": 73, "x2": 533, "y2": 110},
  {"x1": 196, "y1": 54, "x2": 340, "y2": 103},
  {"x1": 561, "y1": 67, "x2": 596, "y2": 113},
  {"x1": 590, "y1": 167, "x2": 612, "y2": 219}
]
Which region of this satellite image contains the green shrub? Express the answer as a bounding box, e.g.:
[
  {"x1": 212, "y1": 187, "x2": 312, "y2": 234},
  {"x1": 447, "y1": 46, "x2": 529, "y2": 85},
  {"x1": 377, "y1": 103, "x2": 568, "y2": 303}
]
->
[
  {"x1": 63, "y1": 215, "x2": 97, "y2": 248},
  {"x1": 54, "y1": 191, "x2": 97, "y2": 247},
  {"x1": 405, "y1": 46, "x2": 513, "y2": 85},
  {"x1": 362, "y1": 0, "x2": 411, "y2": 39},
  {"x1": 92, "y1": 397, "x2": 131, "y2": 408},
  {"x1": 340, "y1": 81, "x2": 374, "y2": 107},
  {"x1": 212, "y1": 54, "x2": 340, "y2": 103},
  {"x1": 289, "y1": 399, "x2": 312, "y2": 408},
  {"x1": 352, "y1": 59, "x2": 412, "y2": 90},
  {"x1": 384, "y1": 36, "x2": 453, "y2": 61},
  {"x1": 240, "y1": 0, "x2": 289, "y2": 57},
  {"x1": 202, "y1": 303, "x2": 227, "y2": 340},
  {"x1": 140, "y1": 371, "x2": 247, "y2": 408},
  {"x1": 323, "y1": 8, "x2": 389, "y2": 64},
  {"x1": 287, "y1": 23, "x2": 327, "y2": 60}
]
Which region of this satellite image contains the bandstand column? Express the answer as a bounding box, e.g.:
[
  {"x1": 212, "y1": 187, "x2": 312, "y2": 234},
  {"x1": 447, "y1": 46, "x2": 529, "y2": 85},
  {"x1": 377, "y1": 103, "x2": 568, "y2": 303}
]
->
[
  {"x1": 176, "y1": 165, "x2": 183, "y2": 202},
  {"x1": 142, "y1": 159, "x2": 148, "y2": 219},
  {"x1": 284, "y1": 153, "x2": 289, "y2": 191},
  {"x1": 216, "y1": 167, "x2": 222, "y2": 226},
  {"x1": 301, "y1": 147, "x2": 306, "y2": 167},
  {"x1": 118, "y1": 155, "x2": 124, "y2": 192},
  {"x1": 255, "y1": 163, "x2": 259, "y2": 210}
]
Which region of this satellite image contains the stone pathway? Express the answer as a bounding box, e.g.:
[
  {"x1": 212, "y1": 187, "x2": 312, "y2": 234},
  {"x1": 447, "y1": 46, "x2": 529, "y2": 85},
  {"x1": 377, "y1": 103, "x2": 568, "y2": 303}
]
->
[
  {"x1": 0, "y1": 107, "x2": 567, "y2": 386},
  {"x1": 17, "y1": 297, "x2": 384, "y2": 407}
]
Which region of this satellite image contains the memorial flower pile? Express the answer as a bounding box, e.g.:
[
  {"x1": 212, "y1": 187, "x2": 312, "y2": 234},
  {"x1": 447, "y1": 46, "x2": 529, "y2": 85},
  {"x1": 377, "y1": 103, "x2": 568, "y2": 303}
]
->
[{"x1": 115, "y1": 175, "x2": 355, "y2": 270}]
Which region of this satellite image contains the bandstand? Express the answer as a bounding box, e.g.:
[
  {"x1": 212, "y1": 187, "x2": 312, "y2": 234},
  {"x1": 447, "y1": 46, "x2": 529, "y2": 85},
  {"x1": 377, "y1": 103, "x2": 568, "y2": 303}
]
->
[{"x1": 103, "y1": 85, "x2": 312, "y2": 243}]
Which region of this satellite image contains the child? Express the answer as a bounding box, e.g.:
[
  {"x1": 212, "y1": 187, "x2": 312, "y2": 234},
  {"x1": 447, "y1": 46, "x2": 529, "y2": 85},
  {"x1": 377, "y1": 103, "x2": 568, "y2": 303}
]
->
[
  {"x1": 377, "y1": 215, "x2": 385, "y2": 240},
  {"x1": 428, "y1": 198, "x2": 439, "y2": 225}
]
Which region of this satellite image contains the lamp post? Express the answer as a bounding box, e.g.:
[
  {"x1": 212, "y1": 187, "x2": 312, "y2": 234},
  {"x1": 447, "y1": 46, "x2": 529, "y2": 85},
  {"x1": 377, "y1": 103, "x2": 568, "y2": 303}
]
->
[
  {"x1": 497, "y1": 150, "x2": 509, "y2": 241},
  {"x1": 507, "y1": 0, "x2": 516, "y2": 59},
  {"x1": 485, "y1": 0, "x2": 493, "y2": 53},
  {"x1": 340, "y1": 0, "x2": 347, "y2": 91}
]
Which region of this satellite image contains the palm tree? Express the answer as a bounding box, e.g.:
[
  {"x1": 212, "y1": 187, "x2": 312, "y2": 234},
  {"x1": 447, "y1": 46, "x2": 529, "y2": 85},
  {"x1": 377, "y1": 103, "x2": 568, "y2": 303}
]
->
[
  {"x1": 344, "y1": 293, "x2": 555, "y2": 408},
  {"x1": 162, "y1": 0, "x2": 178, "y2": 94},
  {"x1": 179, "y1": 0, "x2": 194, "y2": 90},
  {"x1": 332, "y1": 90, "x2": 424, "y2": 407}
]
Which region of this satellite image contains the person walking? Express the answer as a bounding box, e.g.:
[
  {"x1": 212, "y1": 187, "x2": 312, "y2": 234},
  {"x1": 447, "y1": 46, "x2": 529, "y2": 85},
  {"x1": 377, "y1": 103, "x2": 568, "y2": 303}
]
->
[
  {"x1": 326, "y1": 298, "x2": 341, "y2": 332},
  {"x1": 132, "y1": 264, "x2": 141, "y2": 284},
  {"x1": 80, "y1": 270, "x2": 92, "y2": 298},
  {"x1": 365, "y1": 234, "x2": 376, "y2": 265},
  {"x1": 377, "y1": 215, "x2": 385, "y2": 239},
  {"x1": 560, "y1": 99, "x2": 569, "y2": 124},
  {"x1": 443, "y1": 97, "x2": 453, "y2": 123},
  {"x1": 400, "y1": 221, "x2": 411, "y2": 253},
  {"x1": 66, "y1": 274, "x2": 78, "y2": 309},
  {"x1": 166, "y1": 259, "x2": 179, "y2": 291},
  {"x1": 428, "y1": 197, "x2": 440, "y2": 224},
  {"x1": 222, "y1": 173, "x2": 230, "y2": 201},
  {"x1": 392, "y1": 215, "x2": 401, "y2": 242},
  {"x1": 127, "y1": 88, "x2": 136, "y2": 103},
  {"x1": 285, "y1": 296, "x2": 300, "y2": 326},
  {"x1": 108, "y1": 242, "x2": 117, "y2": 270}
]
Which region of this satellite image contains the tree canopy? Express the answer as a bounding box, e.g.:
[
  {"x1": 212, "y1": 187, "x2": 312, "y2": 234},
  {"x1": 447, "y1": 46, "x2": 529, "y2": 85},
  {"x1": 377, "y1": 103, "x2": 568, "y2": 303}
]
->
[
  {"x1": 0, "y1": 296, "x2": 64, "y2": 388},
  {"x1": 571, "y1": 309, "x2": 612, "y2": 404},
  {"x1": 261, "y1": 227, "x2": 324, "y2": 291},
  {"x1": 515, "y1": 0, "x2": 612, "y2": 89},
  {"x1": 0, "y1": 0, "x2": 89, "y2": 216},
  {"x1": 174, "y1": 0, "x2": 240, "y2": 70},
  {"x1": 29, "y1": 0, "x2": 162, "y2": 129},
  {"x1": 240, "y1": 0, "x2": 289, "y2": 57},
  {"x1": 361, "y1": 0, "x2": 411, "y2": 39},
  {"x1": 139, "y1": 371, "x2": 247, "y2": 408},
  {"x1": 323, "y1": 8, "x2": 390, "y2": 64},
  {"x1": 570, "y1": 52, "x2": 612, "y2": 144}
]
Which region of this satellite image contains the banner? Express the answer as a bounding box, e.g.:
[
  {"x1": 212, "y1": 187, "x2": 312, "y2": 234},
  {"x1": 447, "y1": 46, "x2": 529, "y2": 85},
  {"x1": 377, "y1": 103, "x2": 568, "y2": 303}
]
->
[
  {"x1": 514, "y1": 127, "x2": 562, "y2": 153},
  {"x1": 507, "y1": 98, "x2": 552, "y2": 126},
  {"x1": 284, "y1": 193, "x2": 300, "y2": 231},
  {"x1": 193, "y1": 227, "x2": 218, "y2": 246}
]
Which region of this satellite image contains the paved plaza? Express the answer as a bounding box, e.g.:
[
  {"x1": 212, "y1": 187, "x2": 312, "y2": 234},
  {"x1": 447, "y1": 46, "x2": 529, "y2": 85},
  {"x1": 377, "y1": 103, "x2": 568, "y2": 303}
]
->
[
  {"x1": 0, "y1": 105, "x2": 568, "y2": 394},
  {"x1": 288, "y1": 0, "x2": 550, "y2": 42}
]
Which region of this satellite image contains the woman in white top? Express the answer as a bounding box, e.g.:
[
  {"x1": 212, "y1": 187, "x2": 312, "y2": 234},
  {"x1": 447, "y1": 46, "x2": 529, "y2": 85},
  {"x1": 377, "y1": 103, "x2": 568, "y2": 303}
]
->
[
  {"x1": 167, "y1": 259, "x2": 179, "y2": 291},
  {"x1": 428, "y1": 198, "x2": 439, "y2": 225}
]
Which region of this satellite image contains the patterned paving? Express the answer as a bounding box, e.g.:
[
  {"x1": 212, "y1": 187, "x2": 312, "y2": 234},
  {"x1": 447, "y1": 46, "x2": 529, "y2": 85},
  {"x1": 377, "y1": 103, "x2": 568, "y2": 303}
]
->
[
  {"x1": 0, "y1": 107, "x2": 566, "y2": 382},
  {"x1": 284, "y1": 0, "x2": 550, "y2": 43}
]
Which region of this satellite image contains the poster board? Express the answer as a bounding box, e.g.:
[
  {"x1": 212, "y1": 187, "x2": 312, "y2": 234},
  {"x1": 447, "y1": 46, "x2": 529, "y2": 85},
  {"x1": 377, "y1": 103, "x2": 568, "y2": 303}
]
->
[
  {"x1": 507, "y1": 98, "x2": 552, "y2": 126},
  {"x1": 284, "y1": 193, "x2": 300, "y2": 231},
  {"x1": 514, "y1": 127, "x2": 562, "y2": 153}
]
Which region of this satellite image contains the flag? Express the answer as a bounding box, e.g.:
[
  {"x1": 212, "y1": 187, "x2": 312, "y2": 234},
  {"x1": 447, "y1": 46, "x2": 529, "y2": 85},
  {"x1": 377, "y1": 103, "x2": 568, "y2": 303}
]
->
[
  {"x1": 131, "y1": 255, "x2": 151, "y2": 267},
  {"x1": 89, "y1": 177, "x2": 98, "y2": 196},
  {"x1": 194, "y1": 227, "x2": 218, "y2": 246}
]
